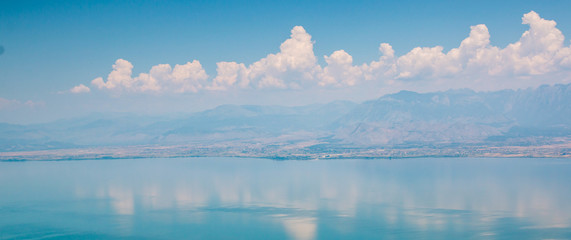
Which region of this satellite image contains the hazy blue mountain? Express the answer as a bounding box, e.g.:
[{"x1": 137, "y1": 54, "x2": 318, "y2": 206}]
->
[
  {"x1": 333, "y1": 89, "x2": 510, "y2": 145},
  {"x1": 332, "y1": 84, "x2": 570, "y2": 146},
  {"x1": 0, "y1": 84, "x2": 568, "y2": 151},
  {"x1": 508, "y1": 84, "x2": 570, "y2": 127},
  {"x1": 0, "y1": 113, "x2": 175, "y2": 151},
  {"x1": 151, "y1": 100, "x2": 357, "y2": 143}
]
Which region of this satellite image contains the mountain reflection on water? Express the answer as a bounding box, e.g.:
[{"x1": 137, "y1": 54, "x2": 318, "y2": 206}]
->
[{"x1": 0, "y1": 158, "x2": 570, "y2": 239}]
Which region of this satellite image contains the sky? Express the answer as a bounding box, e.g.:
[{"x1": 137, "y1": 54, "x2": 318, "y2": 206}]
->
[{"x1": 1, "y1": 0, "x2": 571, "y2": 123}]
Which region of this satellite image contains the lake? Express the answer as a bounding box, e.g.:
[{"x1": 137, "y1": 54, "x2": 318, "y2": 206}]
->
[{"x1": 1, "y1": 157, "x2": 570, "y2": 239}]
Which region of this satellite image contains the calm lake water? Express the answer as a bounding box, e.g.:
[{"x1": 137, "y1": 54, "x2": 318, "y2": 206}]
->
[{"x1": 0, "y1": 157, "x2": 570, "y2": 239}]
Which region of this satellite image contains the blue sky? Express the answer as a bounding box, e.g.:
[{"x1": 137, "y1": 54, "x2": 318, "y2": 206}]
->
[{"x1": 1, "y1": 0, "x2": 571, "y2": 123}]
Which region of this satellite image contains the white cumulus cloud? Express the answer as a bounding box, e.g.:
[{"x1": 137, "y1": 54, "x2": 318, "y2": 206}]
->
[
  {"x1": 319, "y1": 50, "x2": 362, "y2": 87},
  {"x1": 362, "y1": 11, "x2": 571, "y2": 91},
  {"x1": 92, "y1": 59, "x2": 135, "y2": 91},
  {"x1": 248, "y1": 26, "x2": 319, "y2": 89},
  {"x1": 209, "y1": 61, "x2": 249, "y2": 90},
  {"x1": 79, "y1": 11, "x2": 571, "y2": 95},
  {"x1": 70, "y1": 84, "x2": 91, "y2": 94},
  {"x1": 91, "y1": 59, "x2": 208, "y2": 94},
  {"x1": 214, "y1": 26, "x2": 320, "y2": 90}
]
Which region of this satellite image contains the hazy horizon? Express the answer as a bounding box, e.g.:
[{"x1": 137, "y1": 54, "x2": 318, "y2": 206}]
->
[
  {"x1": 2, "y1": 1, "x2": 571, "y2": 123},
  {"x1": 0, "y1": 82, "x2": 567, "y2": 125}
]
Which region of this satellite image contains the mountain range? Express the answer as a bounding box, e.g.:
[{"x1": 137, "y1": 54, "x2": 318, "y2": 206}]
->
[{"x1": 1, "y1": 84, "x2": 569, "y2": 156}]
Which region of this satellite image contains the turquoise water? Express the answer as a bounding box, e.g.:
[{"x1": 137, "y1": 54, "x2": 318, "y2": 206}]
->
[{"x1": 0, "y1": 157, "x2": 570, "y2": 239}]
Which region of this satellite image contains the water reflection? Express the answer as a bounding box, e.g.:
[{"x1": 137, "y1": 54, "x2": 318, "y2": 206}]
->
[
  {"x1": 281, "y1": 216, "x2": 317, "y2": 240},
  {"x1": 0, "y1": 158, "x2": 570, "y2": 239},
  {"x1": 108, "y1": 186, "x2": 134, "y2": 215}
]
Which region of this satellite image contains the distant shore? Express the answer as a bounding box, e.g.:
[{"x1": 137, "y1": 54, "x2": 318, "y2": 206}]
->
[{"x1": 1, "y1": 142, "x2": 568, "y2": 161}]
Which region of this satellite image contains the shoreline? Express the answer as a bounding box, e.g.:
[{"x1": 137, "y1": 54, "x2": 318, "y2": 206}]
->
[{"x1": 1, "y1": 143, "x2": 568, "y2": 161}]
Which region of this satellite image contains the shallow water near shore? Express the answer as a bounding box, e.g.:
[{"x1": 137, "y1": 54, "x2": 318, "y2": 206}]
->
[{"x1": 1, "y1": 157, "x2": 570, "y2": 239}]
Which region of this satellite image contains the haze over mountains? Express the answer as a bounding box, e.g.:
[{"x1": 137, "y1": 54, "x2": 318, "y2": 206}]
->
[{"x1": 0, "y1": 84, "x2": 569, "y2": 156}]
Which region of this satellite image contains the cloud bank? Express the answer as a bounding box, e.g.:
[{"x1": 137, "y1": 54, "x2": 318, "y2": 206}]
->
[
  {"x1": 89, "y1": 59, "x2": 208, "y2": 93},
  {"x1": 79, "y1": 11, "x2": 571, "y2": 95}
]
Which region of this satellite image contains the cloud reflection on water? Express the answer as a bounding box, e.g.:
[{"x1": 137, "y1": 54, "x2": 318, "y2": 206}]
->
[
  {"x1": 62, "y1": 158, "x2": 571, "y2": 239},
  {"x1": 281, "y1": 216, "x2": 318, "y2": 240},
  {"x1": 107, "y1": 186, "x2": 134, "y2": 215}
]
